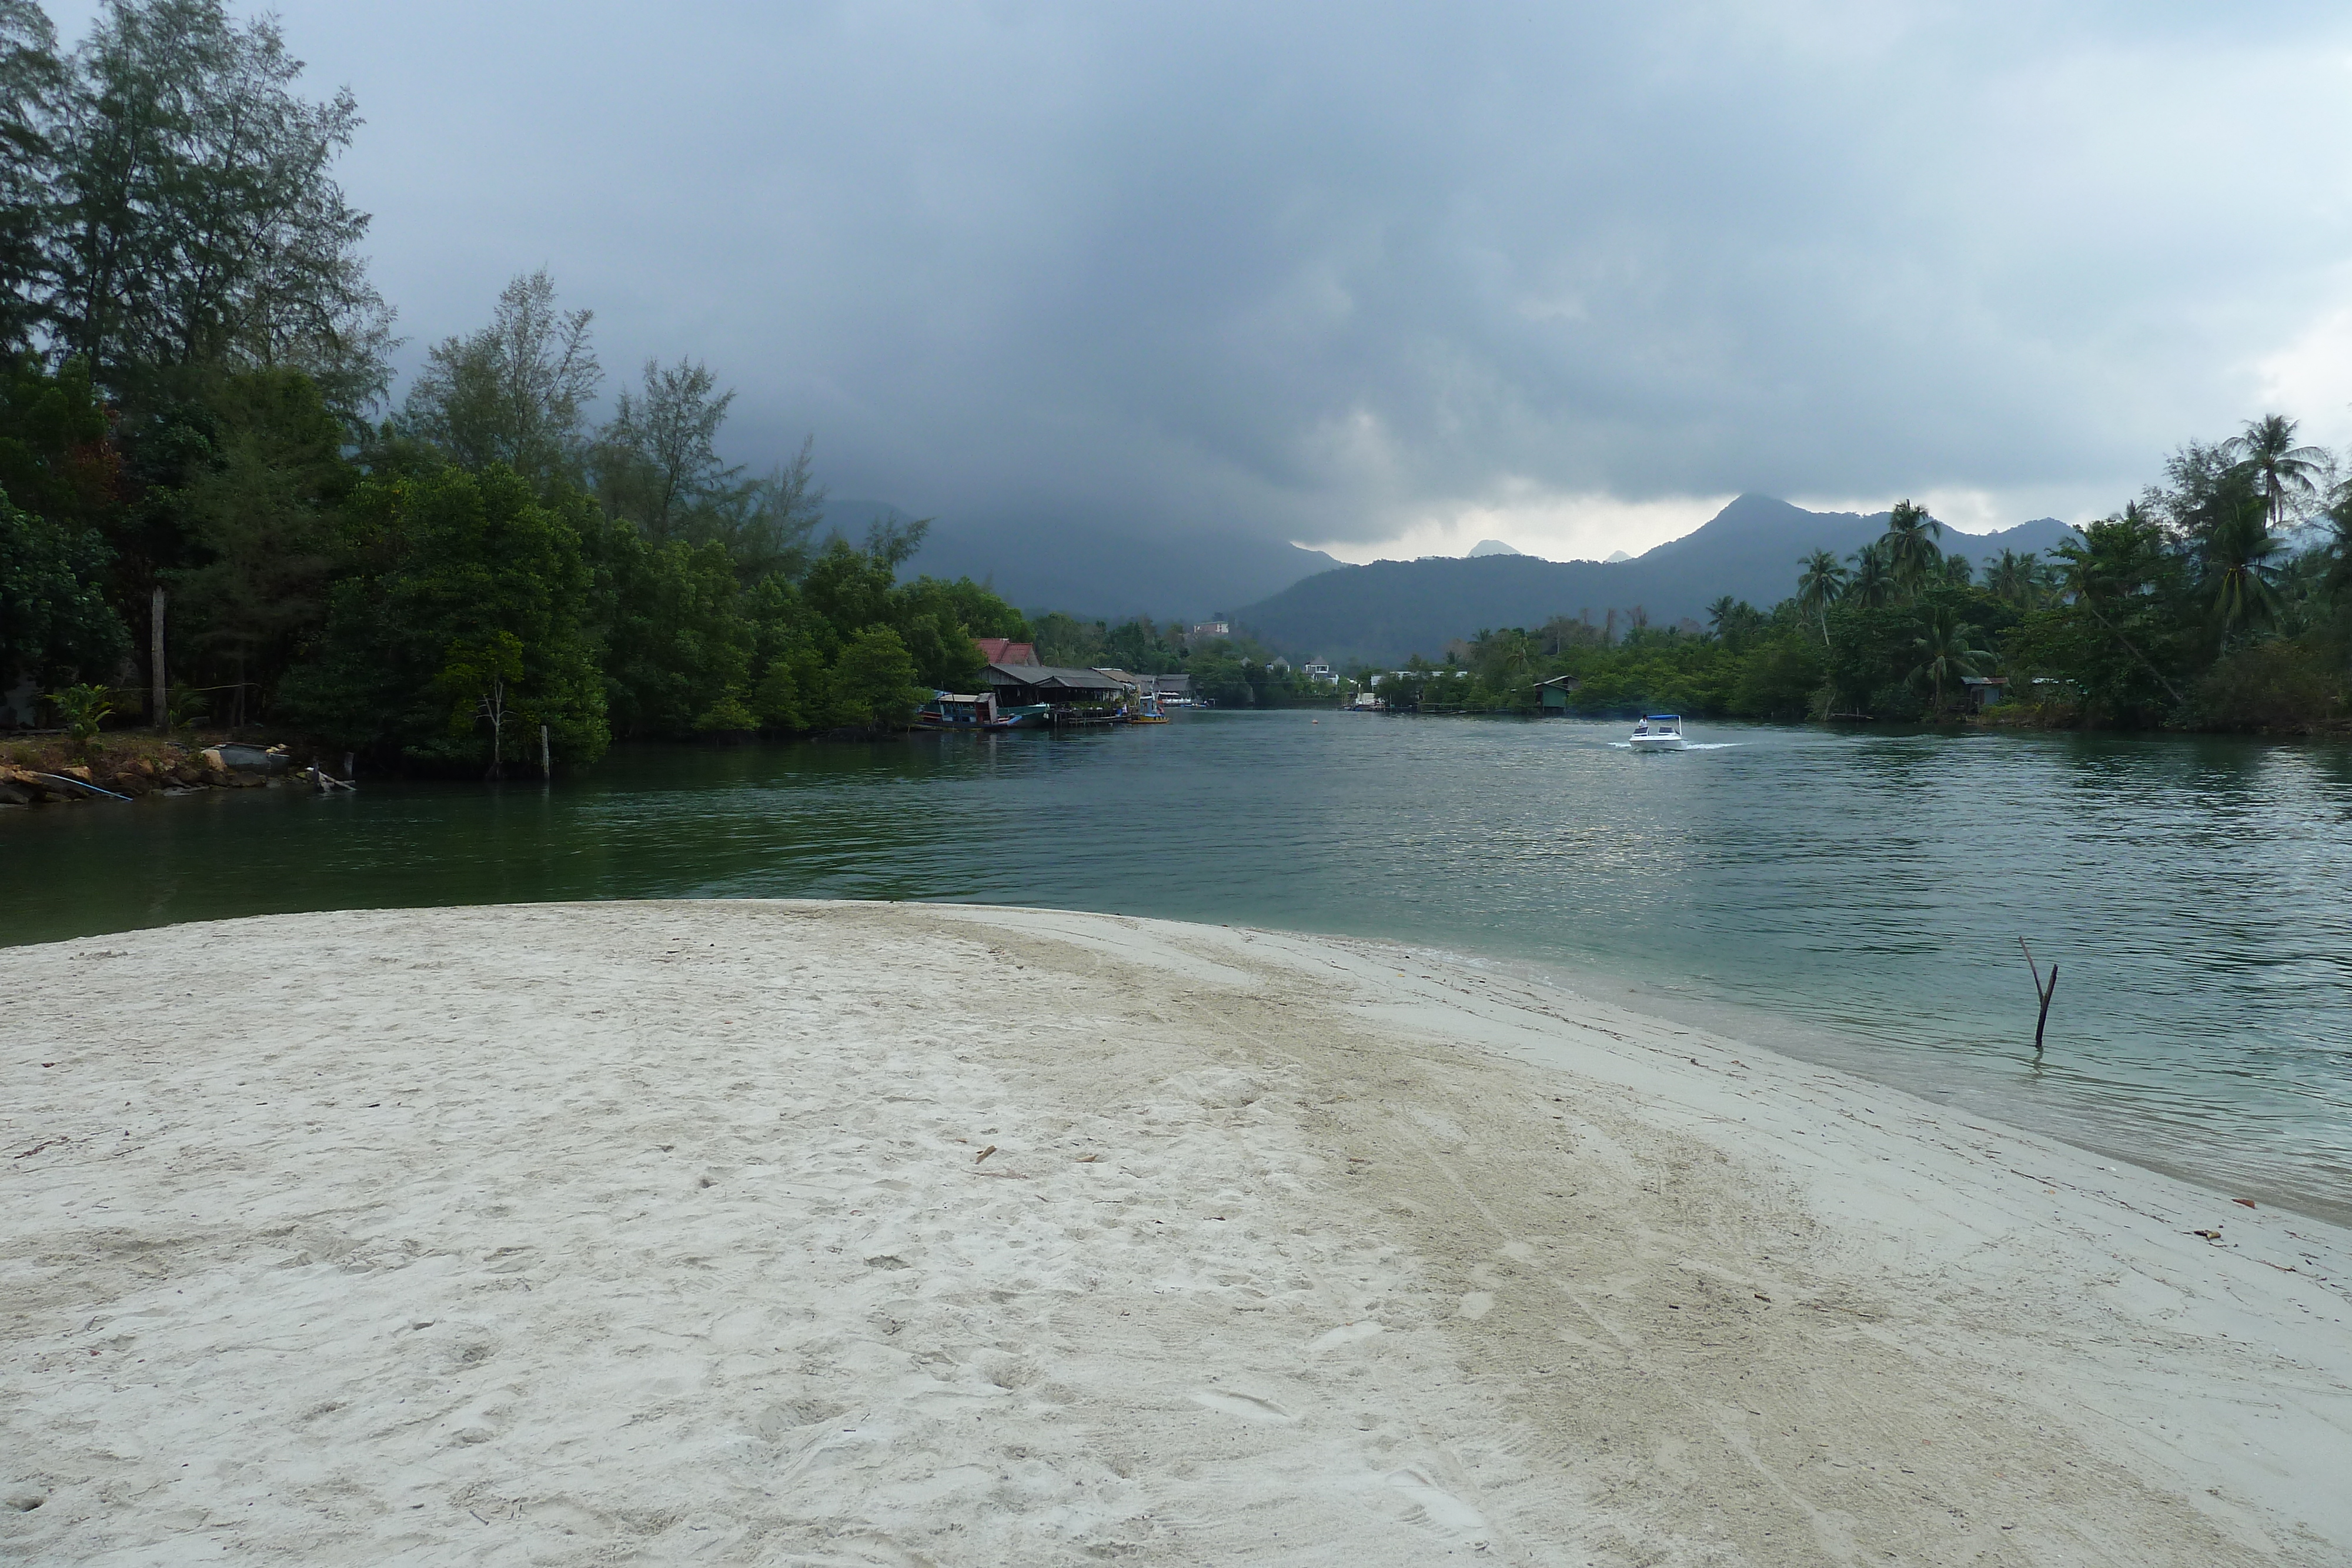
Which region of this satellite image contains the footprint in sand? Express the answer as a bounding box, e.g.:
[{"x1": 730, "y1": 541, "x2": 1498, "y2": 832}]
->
[
  {"x1": 1191, "y1": 1389, "x2": 1293, "y2": 1422},
  {"x1": 1387, "y1": 1466, "x2": 1486, "y2": 1533},
  {"x1": 1307, "y1": 1321, "x2": 1384, "y2": 1352}
]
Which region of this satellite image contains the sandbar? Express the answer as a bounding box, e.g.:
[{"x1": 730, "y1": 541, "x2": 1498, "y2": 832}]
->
[{"x1": 4, "y1": 901, "x2": 2348, "y2": 1564}]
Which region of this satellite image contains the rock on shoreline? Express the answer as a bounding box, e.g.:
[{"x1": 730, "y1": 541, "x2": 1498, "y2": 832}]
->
[{"x1": 0, "y1": 745, "x2": 288, "y2": 804}]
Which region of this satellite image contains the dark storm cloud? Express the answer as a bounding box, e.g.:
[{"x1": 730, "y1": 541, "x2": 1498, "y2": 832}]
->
[{"x1": 53, "y1": 1, "x2": 2352, "y2": 549}]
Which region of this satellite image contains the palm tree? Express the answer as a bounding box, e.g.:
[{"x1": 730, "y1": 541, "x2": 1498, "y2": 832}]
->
[
  {"x1": 2200, "y1": 491, "x2": 2286, "y2": 638},
  {"x1": 2052, "y1": 514, "x2": 2185, "y2": 705},
  {"x1": 1912, "y1": 605, "x2": 1993, "y2": 714},
  {"x1": 2324, "y1": 493, "x2": 2352, "y2": 607},
  {"x1": 1940, "y1": 553, "x2": 1974, "y2": 589},
  {"x1": 1986, "y1": 549, "x2": 2040, "y2": 607},
  {"x1": 1847, "y1": 540, "x2": 1896, "y2": 607},
  {"x1": 1796, "y1": 550, "x2": 1846, "y2": 644},
  {"x1": 1495, "y1": 627, "x2": 1534, "y2": 685},
  {"x1": 1882, "y1": 499, "x2": 1943, "y2": 593},
  {"x1": 1704, "y1": 596, "x2": 1741, "y2": 640},
  {"x1": 2225, "y1": 414, "x2": 2328, "y2": 532}
]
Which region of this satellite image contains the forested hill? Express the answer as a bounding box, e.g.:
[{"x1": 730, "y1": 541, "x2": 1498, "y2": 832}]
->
[
  {"x1": 906, "y1": 516, "x2": 1341, "y2": 621},
  {"x1": 1237, "y1": 496, "x2": 2079, "y2": 664}
]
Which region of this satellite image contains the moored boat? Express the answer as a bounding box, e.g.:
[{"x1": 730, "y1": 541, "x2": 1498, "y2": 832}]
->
[{"x1": 914, "y1": 693, "x2": 1055, "y2": 731}]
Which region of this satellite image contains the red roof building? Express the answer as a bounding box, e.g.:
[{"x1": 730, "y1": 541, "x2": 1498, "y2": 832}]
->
[{"x1": 975, "y1": 638, "x2": 1038, "y2": 666}]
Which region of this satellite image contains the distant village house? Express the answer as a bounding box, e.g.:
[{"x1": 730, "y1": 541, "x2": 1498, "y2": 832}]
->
[{"x1": 975, "y1": 637, "x2": 1038, "y2": 666}]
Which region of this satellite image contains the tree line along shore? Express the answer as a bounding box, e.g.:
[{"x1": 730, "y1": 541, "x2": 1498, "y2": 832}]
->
[
  {"x1": 0, "y1": 1, "x2": 1058, "y2": 780},
  {"x1": 6, "y1": 2, "x2": 2348, "y2": 794},
  {"x1": 1308, "y1": 428, "x2": 2352, "y2": 731}
]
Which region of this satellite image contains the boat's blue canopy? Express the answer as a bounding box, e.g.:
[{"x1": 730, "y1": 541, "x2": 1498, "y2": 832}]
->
[{"x1": 1642, "y1": 714, "x2": 1682, "y2": 721}]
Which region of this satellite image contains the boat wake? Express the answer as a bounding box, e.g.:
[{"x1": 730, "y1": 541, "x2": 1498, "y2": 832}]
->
[{"x1": 1607, "y1": 741, "x2": 1742, "y2": 751}]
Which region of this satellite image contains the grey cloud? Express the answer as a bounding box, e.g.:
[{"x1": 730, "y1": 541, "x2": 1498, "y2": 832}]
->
[{"x1": 68, "y1": 1, "x2": 2352, "y2": 549}]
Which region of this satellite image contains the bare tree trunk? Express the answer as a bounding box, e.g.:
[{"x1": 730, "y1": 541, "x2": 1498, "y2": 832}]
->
[
  {"x1": 484, "y1": 677, "x2": 506, "y2": 780},
  {"x1": 151, "y1": 588, "x2": 166, "y2": 733}
]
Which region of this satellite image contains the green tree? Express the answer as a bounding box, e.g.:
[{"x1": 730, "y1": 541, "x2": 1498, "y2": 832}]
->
[
  {"x1": 2199, "y1": 492, "x2": 2284, "y2": 641},
  {"x1": 400, "y1": 269, "x2": 599, "y2": 486},
  {"x1": 1101, "y1": 615, "x2": 1181, "y2": 673},
  {"x1": 1031, "y1": 611, "x2": 1105, "y2": 667},
  {"x1": 1705, "y1": 597, "x2": 1765, "y2": 649},
  {"x1": 1727, "y1": 630, "x2": 1825, "y2": 720},
  {"x1": 801, "y1": 531, "x2": 902, "y2": 641},
  {"x1": 1912, "y1": 604, "x2": 1992, "y2": 714},
  {"x1": 0, "y1": 487, "x2": 129, "y2": 684},
  {"x1": 44, "y1": 0, "x2": 391, "y2": 416},
  {"x1": 592, "y1": 357, "x2": 737, "y2": 540},
  {"x1": 0, "y1": 2, "x2": 61, "y2": 353},
  {"x1": 1820, "y1": 599, "x2": 1927, "y2": 717},
  {"x1": 282, "y1": 464, "x2": 607, "y2": 769},
  {"x1": 1796, "y1": 549, "x2": 1846, "y2": 644},
  {"x1": 749, "y1": 625, "x2": 827, "y2": 732},
  {"x1": 433, "y1": 628, "x2": 523, "y2": 778},
  {"x1": 588, "y1": 528, "x2": 756, "y2": 739},
  {"x1": 821, "y1": 624, "x2": 927, "y2": 729},
  {"x1": 2225, "y1": 413, "x2": 2327, "y2": 533},
  {"x1": 694, "y1": 691, "x2": 758, "y2": 735},
  {"x1": 2022, "y1": 510, "x2": 2189, "y2": 713},
  {"x1": 44, "y1": 679, "x2": 110, "y2": 748},
  {"x1": 0, "y1": 353, "x2": 115, "y2": 534},
  {"x1": 1984, "y1": 549, "x2": 2042, "y2": 607},
  {"x1": 162, "y1": 368, "x2": 355, "y2": 716},
  {"x1": 1882, "y1": 499, "x2": 1942, "y2": 593},
  {"x1": 1188, "y1": 644, "x2": 1254, "y2": 705},
  {"x1": 1847, "y1": 540, "x2": 1896, "y2": 607}
]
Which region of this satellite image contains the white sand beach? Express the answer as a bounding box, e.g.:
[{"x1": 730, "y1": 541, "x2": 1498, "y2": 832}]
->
[{"x1": 5, "y1": 900, "x2": 2349, "y2": 1565}]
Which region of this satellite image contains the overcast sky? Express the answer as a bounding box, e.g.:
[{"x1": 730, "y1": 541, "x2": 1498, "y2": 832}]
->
[{"x1": 51, "y1": 1, "x2": 2352, "y2": 559}]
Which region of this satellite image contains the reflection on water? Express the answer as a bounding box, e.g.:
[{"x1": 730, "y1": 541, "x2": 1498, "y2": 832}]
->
[{"x1": 7, "y1": 712, "x2": 2350, "y2": 1222}]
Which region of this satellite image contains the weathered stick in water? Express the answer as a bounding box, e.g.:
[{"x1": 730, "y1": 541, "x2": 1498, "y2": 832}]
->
[{"x1": 2019, "y1": 937, "x2": 2059, "y2": 1056}]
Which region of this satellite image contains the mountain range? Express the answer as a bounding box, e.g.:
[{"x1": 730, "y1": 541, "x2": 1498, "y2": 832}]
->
[{"x1": 1232, "y1": 494, "x2": 2079, "y2": 666}]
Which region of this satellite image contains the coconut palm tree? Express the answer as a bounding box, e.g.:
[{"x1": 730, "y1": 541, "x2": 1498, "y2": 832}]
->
[
  {"x1": 1912, "y1": 606, "x2": 1993, "y2": 714},
  {"x1": 2225, "y1": 414, "x2": 2329, "y2": 532},
  {"x1": 1882, "y1": 500, "x2": 1943, "y2": 593},
  {"x1": 1940, "y1": 553, "x2": 1975, "y2": 589},
  {"x1": 2324, "y1": 493, "x2": 2352, "y2": 607},
  {"x1": 2051, "y1": 513, "x2": 2185, "y2": 705},
  {"x1": 1494, "y1": 627, "x2": 1534, "y2": 685},
  {"x1": 1985, "y1": 549, "x2": 2040, "y2": 606},
  {"x1": 1796, "y1": 550, "x2": 1846, "y2": 643},
  {"x1": 1847, "y1": 540, "x2": 1896, "y2": 607},
  {"x1": 2200, "y1": 490, "x2": 2286, "y2": 638}
]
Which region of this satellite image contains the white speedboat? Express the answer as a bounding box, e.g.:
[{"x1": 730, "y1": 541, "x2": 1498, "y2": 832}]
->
[{"x1": 1628, "y1": 714, "x2": 1685, "y2": 750}]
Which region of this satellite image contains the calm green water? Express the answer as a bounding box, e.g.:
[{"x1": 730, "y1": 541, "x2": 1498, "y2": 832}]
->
[{"x1": 6, "y1": 711, "x2": 2350, "y2": 1223}]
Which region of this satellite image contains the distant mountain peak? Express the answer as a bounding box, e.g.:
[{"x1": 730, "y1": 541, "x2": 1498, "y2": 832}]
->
[
  {"x1": 1603, "y1": 549, "x2": 1632, "y2": 563},
  {"x1": 1235, "y1": 496, "x2": 2084, "y2": 665},
  {"x1": 1466, "y1": 539, "x2": 1523, "y2": 557}
]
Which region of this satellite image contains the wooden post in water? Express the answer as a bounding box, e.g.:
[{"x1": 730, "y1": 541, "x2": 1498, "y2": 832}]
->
[
  {"x1": 2018, "y1": 937, "x2": 2060, "y2": 1057},
  {"x1": 540, "y1": 723, "x2": 551, "y2": 780},
  {"x1": 151, "y1": 587, "x2": 166, "y2": 733}
]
